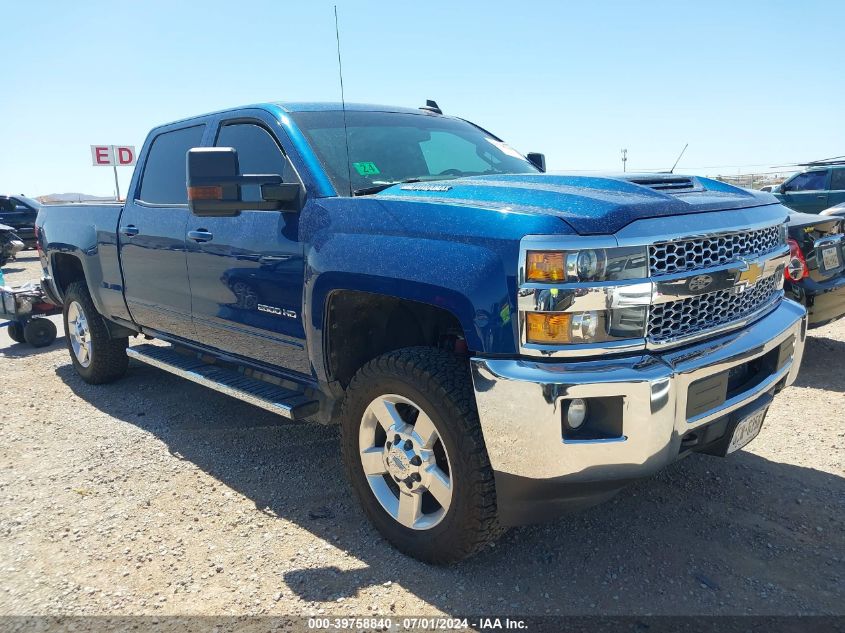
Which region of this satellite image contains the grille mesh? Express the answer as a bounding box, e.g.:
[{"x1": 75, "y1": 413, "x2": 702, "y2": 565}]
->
[
  {"x1": 650, "y1": 226, "x2": 782, "y2": 276},
  {"x1": 648, "y1": 275, "x2": 780, "y2": 342}
]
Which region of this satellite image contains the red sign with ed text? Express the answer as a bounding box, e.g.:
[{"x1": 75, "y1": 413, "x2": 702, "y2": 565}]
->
[{"x1": 90, "y1": 145, "x2": 136, "y2": 167}]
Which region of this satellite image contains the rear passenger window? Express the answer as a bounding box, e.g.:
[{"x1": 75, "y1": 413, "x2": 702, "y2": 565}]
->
[
  {"x1": 215, "y1": 123, "x2": 297, "y2": 200},
  {"x1": 138, "y1": 125, "x2": 205, "y2": 204},
  {"x1": 831, "y1": 169, "x2": 845, "y2": 191}
]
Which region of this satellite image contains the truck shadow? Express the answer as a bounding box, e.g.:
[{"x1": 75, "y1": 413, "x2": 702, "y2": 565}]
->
[
  {"x1": 54, "y1": 353, "x2": 845, "y2": 616},
  {"x1": 795, "y1": 333, "x2": 845, "y2": 393},
  {"x1": 0, "y1": 334, "x2": 65, "y2": 357}
]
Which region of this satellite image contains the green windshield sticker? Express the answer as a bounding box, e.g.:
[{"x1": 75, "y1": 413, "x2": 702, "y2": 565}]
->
[{"x1": 353, "y1": 161, "x2": 380, "y2": 176}]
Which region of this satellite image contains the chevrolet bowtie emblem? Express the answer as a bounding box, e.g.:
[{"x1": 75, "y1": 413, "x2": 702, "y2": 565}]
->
[{"x1": 737, "y1": 262, "x2": 763, "y2": 288}]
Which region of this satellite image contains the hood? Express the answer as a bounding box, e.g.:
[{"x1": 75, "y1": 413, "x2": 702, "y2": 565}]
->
[{"x1": 377, "y1": 173, "x2": 780, "y2": 235}]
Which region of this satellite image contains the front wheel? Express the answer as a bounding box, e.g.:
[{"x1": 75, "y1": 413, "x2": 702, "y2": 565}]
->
[
  {"x1": 62, "y1": 281, "x2": 128, "y2": 384},
  {"x1": 340, "y1": 347, "x2": 504, "y2": 564}
]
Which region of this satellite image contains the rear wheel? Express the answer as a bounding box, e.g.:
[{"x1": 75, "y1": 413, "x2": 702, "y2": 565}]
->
[
  {"x1": 341, "y1": 347, "x2": 503, "y2": 564},
  {"x1": 62, "y1": 281, "x2": 128, "y2": 384},
  {"x1": 23, "y1": 318, "x2": 57, "y2": 347}
]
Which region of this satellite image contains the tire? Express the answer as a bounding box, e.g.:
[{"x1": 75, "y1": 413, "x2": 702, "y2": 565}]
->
[
  {"x1": 340, "y1": 347, "x2": 504, "y2": 564},
  {"x1": 62, "y1": 281, "x2": 128, "y2": 384},
  {"x1": 23, "y1": 318, "x2": 57, "y2": 347},
  {"x1": 7, "y1": 322, "x2": 25, "y2": 344}
]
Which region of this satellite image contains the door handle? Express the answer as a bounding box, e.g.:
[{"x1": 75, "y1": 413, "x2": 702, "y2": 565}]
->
[
  {"x1": 120, "y1": 225, "x2": 139, "y2": 237},
  {"x1": 817, "y1": 195, "x2": 827, "y2": 199},
  {"x1": 259, "y1": 255, "x2": 290, "y2": 264},
  {"x1": 188, "y1": 230, "x2": 214, "y2": 243}
]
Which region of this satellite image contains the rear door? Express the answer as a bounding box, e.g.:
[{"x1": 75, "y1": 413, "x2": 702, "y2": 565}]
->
[
  {"x1": 118, "y1": 124, "x2": 205, "y2": 339},
  {"x1": 827, "y1": 167, "x2": 845, "y2": 209},
  {"x1": 780, "y1": 169, "x2": 830, "y2": 213},
  {"x1": 185, "y1": 114, "x2": 310, "y2": 375}
]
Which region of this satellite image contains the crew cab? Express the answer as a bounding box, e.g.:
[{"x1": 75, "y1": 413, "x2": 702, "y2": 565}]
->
[{"x1": 37, "y1": 102, "x2": 807, "y2": 563}]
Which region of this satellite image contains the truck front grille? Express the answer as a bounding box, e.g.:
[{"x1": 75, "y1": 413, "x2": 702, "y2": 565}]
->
[
  {"x1": 648, "y1": 274, "x2": 780, "y2": 342},
  {"x1": 650, "y1": 226, "x2": 783, "y2": 277}
]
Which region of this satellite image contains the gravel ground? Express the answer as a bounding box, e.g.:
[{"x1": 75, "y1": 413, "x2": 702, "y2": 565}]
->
[{"x1": 0, "y1": 252, "x2": 843, "y2": 617}]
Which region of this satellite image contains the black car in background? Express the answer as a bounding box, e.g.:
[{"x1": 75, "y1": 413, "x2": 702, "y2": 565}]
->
[
  {"x1": 0, "y1": 223, "x2": 25, "y2": 267},
  {"x1": 0, "y1": 195, "x2": 40, "y2": 249},
  {"x1": 784, "y1": 212, "x2": 845, "y2": 328}
]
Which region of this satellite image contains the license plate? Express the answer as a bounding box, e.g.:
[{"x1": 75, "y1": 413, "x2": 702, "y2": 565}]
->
[
  {"x1": 727, "y1": 407, "x2": 767, "y2": 454},
  {"x1": 821, "y1": 246, "x2": 841, "y2": 271}
]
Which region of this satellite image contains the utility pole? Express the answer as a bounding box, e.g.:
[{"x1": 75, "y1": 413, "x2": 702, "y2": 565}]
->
[{"x1": 621, "y1": 148, "x2": 628, "y2": 172}]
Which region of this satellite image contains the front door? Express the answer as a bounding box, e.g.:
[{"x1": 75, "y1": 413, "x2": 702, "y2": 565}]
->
[
  {"x1": 185, "y1": 116, "x2": 310, "y2": 376},
  {"x1": 779, "y1": 169, "x2": 829, "y2": 213},
  {"x1": 118, "y1": 124, "x2": 205, "y2": 339}
]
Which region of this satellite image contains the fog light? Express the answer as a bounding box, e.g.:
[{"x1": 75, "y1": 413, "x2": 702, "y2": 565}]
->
[{"x1": 566, "y1": 398, "x2": 588, "y2": 429}]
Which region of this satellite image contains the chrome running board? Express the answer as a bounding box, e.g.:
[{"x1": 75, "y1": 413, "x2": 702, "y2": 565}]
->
[{"x1": 126, "y1": 344, "x2": 318, "y2": 420}]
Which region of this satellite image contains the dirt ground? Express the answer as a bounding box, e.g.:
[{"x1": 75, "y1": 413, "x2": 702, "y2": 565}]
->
[{"x1": 0, "y1": 252, "x2": 842, "y2": 617}]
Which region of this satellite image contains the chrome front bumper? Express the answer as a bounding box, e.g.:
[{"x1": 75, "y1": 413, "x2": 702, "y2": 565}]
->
[{"x1": 470, "y1": 299, "x2": 807, "y2": 525}]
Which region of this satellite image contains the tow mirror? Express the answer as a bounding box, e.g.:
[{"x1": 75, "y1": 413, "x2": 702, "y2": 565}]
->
[
  {"x1": 527, "y1": 152, "x2": 546, "y2": 173},
  {"x1": 186, "y1": 147, "x2": 302, "y2": 216}
]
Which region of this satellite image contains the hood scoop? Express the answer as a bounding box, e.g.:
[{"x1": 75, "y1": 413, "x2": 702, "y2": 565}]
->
[{"x1": 625, "y1": 175, "x2": 700, "y2": 193}]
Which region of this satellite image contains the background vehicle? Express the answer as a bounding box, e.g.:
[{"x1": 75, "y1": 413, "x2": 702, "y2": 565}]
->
[
  {"x1": 0, "y1": 281, "x2": 60, "y2": 347},
  {"x1": 772, "y1": 159, "x2": 845, "y2": 214},
  {"x1": 36, "y1": 102, "x2": 807, "y2": 563},
  {"x1": 0, "y1": 195, "x2": 41, "y2": 249},
  {"x1": 821, "y1": 202, "x2": 845, "y2": 218},
  {"x1": 784, "y1": 212, "x2": 845, "y2": 327},
  {"x1": 0, "y1": 223, "x2": 25, "y2": 267}
]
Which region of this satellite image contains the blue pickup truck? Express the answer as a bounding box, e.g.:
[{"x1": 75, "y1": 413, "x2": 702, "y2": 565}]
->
[{"x1": 37, "y1": 101, "x2": 807, "y2": 563}]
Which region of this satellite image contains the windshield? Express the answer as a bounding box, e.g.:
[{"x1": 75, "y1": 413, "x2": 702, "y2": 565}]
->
[
  {"x1": 15, "y1": 196, "x2": 41, "y2": 209},
  {"x1": 290, "y1": 110, "x2": 538, "y2": 195}
]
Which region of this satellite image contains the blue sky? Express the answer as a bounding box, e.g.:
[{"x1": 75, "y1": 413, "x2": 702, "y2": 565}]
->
[{"x1": 2, "y1": 0, "x2": 842, "y2": 197}]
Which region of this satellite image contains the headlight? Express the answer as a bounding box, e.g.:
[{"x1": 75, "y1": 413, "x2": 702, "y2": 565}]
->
[
  {"x1": 526, "y1": 246, "x2": 648, "y2": 283},
  {"x1": 525, "y1": 307, "x2": 647, "y2": 345}
]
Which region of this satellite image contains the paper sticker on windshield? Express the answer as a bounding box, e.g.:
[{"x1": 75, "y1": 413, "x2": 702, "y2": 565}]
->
[
  {"x1": 486, "y1": 138, "x2": 524, "y2": 160},
  {"x1": 353, "y1": 161, "x2": 380, "y2": 176}
]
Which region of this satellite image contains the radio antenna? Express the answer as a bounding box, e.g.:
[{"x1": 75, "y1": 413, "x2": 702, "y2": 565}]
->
[
  {"x1": 334, "y1": 5, "x2": 353, "y2": 195},
  {"x1": 668, "y1": 143, "x2": 688, "y2": 174}
]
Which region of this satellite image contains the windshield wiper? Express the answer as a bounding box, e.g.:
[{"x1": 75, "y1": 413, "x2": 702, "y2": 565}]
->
[{"x1": 352, "y1": 178, "x2": 424, "y2": 196}]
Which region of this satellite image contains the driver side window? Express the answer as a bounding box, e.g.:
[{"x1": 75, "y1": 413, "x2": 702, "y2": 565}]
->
[
  {"x1": 215, "y1": 123, "x2": 297, "y2": 200},
  {"x1": 787, "y1": 170, "x2": 828, "y2": 192}
]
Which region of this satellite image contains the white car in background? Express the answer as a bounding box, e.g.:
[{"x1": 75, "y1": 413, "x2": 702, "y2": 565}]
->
[{"x1": 821, "y1": 202, "x2": 845, "y2": 218}]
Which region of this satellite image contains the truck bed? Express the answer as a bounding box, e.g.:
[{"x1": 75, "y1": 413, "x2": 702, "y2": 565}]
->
[{"x1": 36, "y1": 202, "x2": 127, "y2": 322}]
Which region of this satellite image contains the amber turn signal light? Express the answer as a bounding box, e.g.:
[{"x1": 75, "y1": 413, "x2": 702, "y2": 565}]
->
[
  {"x1": 188, "y1": 185, "x2": 223, "y2": 200},
  {"x1": 526, "y1": 251, "x2": 566, "y2": 282},
  {"x1": 525, "y1": 312, "x2": 572, "y2": 344}
]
